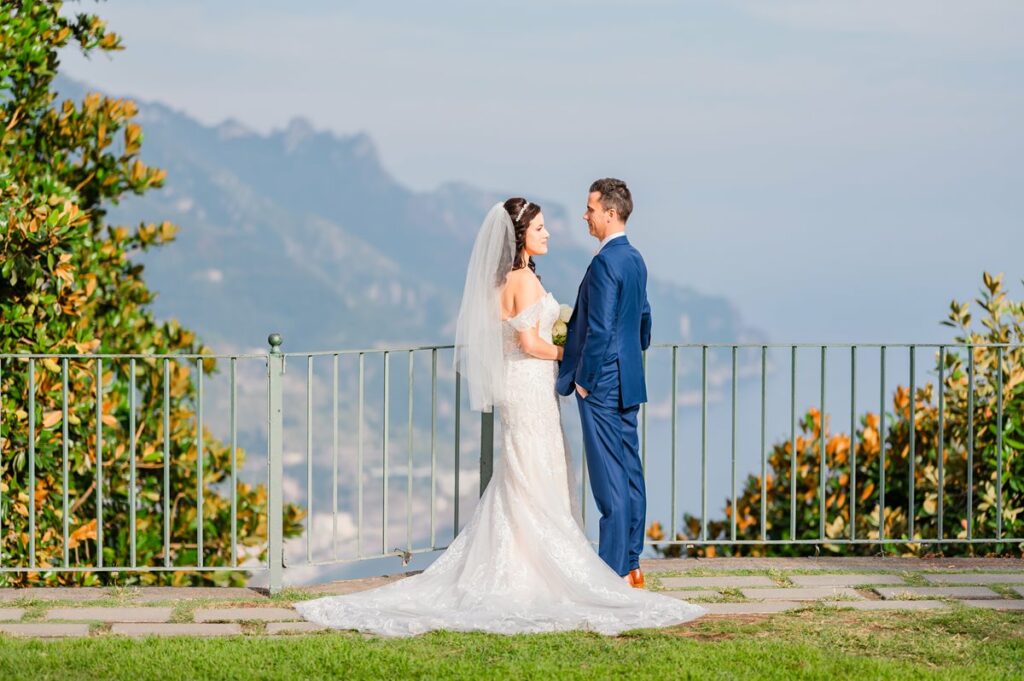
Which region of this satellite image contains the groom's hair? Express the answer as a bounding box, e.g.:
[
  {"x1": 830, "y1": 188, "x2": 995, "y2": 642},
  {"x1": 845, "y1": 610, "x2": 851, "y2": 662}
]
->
[{"x1": 590, "y1": 178, "x2": 632, "y2": 223}]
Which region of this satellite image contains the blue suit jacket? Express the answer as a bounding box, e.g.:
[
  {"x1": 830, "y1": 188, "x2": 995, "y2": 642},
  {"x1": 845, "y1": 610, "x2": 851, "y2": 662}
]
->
[{"x1": 556, "y1": 235, "x2": 652, "y2": 408}]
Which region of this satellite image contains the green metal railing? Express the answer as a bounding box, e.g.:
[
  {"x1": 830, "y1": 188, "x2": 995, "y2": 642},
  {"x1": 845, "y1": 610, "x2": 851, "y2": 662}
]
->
[{"x1": 1, "y1": 338, "x2": 1020, "y2": 593}]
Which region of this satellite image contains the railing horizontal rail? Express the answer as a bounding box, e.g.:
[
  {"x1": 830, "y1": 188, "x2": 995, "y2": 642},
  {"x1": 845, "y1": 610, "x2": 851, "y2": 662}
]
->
[{"x1": 0, "y1": 353, "x2": 268, "y2": 360}]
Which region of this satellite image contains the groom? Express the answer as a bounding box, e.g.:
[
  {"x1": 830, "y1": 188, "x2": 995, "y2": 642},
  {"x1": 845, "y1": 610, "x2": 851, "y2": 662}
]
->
[{"x1": 557, "y1": 178, "x2": 651, "y2": 589}]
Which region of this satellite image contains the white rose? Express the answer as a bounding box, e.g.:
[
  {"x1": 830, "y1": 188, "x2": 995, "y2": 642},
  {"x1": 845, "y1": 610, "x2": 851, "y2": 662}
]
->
[
  {"x1": 552, "y1": 320, "x2": 568, "y2": 337},
  {"x1": 558, "y1": 304, "x2": 573, "y2": 323}
]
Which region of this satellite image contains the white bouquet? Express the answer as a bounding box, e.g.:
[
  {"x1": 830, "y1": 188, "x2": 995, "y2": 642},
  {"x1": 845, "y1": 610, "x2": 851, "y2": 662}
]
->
[
  {"x1": 552, "y1": 320, "x2": 568, "y2": 346},
  {"x1": 553, "y1": 304, "x2": 573, "y2": 346}
]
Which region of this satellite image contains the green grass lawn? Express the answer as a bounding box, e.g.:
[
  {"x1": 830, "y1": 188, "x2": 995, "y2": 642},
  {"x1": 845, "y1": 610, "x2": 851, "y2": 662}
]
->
[{"x1": 0, "y1": 607, "x2": 1021, "y2": 680}]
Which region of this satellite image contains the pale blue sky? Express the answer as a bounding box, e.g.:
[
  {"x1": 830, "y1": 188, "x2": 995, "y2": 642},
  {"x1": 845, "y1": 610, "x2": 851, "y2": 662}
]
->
[{"x1": 62, "y1": 0, "x2": 1024, "y2": 342}]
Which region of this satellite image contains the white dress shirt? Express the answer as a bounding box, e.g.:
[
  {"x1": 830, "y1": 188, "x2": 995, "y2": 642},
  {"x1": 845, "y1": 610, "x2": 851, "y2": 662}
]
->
[{"x1": 597, "y1": 231, "x2": 626, "y2": 253}]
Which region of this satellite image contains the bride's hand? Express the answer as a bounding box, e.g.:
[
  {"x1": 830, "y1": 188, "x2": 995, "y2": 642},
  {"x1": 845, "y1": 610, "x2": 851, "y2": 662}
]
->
[{"x1": 556, "y1": 346, "x2": 564, "y2": 361}]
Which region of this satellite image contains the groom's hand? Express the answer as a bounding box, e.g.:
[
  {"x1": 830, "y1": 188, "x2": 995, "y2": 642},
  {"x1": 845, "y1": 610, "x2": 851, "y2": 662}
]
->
[{"x1": 575, "y1": 385, "x2": 589, "y2": 399}]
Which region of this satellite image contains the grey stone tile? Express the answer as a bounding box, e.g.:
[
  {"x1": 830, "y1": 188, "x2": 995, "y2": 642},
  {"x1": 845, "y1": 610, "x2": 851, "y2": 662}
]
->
[
  {"x1": 266, "y1": 621, "x2": 326, "y2": 634},
  {"x1": 1014, "y1": 587, "x2": 1024, "y2": 598},
  {"x1": 961, "y1": 599, "x2": 1024, "y2": 611},
  {"x1": 661, "y1": 590, "x2": 723, "y2": 601},
  {"x1": 790, "y1": 574, "x2": 907, "y2": 587},
  {"x1": 44, "y1": 607, "x2": 173, "y2": 622},
  {"x1": 134, "y1": 587, "x2": 265, "y2": 602},
  {"x1": 0, "y1": 623, "x2": 90, "y2": 637},
  {"x1": 875, "y1": 586, "x2": 1001, "y2": 600},
  {"x1": 0, "y1": 588, "x2": 107, "y2": 602},
  {"x1": 741, "y1": 587, "x2": 863, "y2": 601},
  {"x1": 0, "y1": 608, "x2": 25, "y2": 621},
  {"x1": 821, "y1": 600, "x2": 949, "y2": 611},
  {"x1": 110, "y1": 623, "x2": 242, "y2": 637},
  {"x1": 660, "y1": 576, "x2": 774, "y2": 589},
  {"x1": 702, "y1": 601, "x2": 803, "y2": 615},
  {"x1": 194, "y1": 607, "x2": 301, "y2": 622},
  {"x1": 922, "y1": 573, "x2": 1024, "y2": 585}
]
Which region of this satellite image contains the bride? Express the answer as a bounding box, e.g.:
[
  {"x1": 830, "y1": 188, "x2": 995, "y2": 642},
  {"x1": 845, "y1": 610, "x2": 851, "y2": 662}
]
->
[{"x1": 295, "y1": 199, "x2": 705, "y2": 636}]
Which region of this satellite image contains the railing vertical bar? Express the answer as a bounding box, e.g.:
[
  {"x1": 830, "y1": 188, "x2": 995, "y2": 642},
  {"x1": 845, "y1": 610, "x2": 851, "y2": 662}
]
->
[
  {"x1": 28, "y1": 358, "x2": 36, "y2": 568},
  {"x1": 641, "y1": 350, "x2": 648, "y2": 473},
  {"x1": 357, "y1": 353, "x2": 365, "y2": 557},
  {"x1": 0, "y1": 358, "x2": 3, "y2": 567},
  {"x1": 332, "y1": 354, "x2": 339, "y2": 560},
  {"x1": 62, "y1": 359, "x2": 70, "y2": 566},
  {"x1": 581, "y1": 441, "x2": 588, "y2": 531},
  {"x1": 383, "y1": 351, "x2": 390, "y2": 555},
  {"x1": 95, "y1": 358, "x2": 103, "y2": 568},
  {"x1": 790, "y1": 346, "x2": 797, "y2": 540},
  {"x1": 730, "y1": 346, "x2": 737, "y2": 542},
  {"x1": 163, "y1": 359, "x2": 171, "y2": 566},
  {"x1": 967, "y1": 346, "x2": 974, "y2": 540},
  {"x1": 670, "y1": 346, "x2": 678, "y2": 540},
  {"x1": 936, "y1": 346, "x2": 945, "y2": 541},
  {"x1": 819, "y1": 346, "x2": 827, "y2": 540},
  {"x1": 230, "y1": 357, "x2": 238, "y2": 567},
  {"x1": 196, "y1": 357, "x2": 204, "y2": 568},
  {"x1": 407, "y1": 350, "x2": 414, "y2": 552},
  {"x1": 454, "y1": 371, "x2": 462, "y2": 536},
  {"x1": 879, "y1": 346, "x2": 887, "y2": 543},
  {"x1": 850, "y1": 347, "x2": 857, "y2": 541},
  {"x1": 430, "y1": 349, "x2": 437, "y2": 548},
  {"x1": 760, "y1": 346, "x2": 767, "y2": 541},
  {"x1": 701, "y1": 345, "x2": 708, "y2": 542},
  {"x1": 129, "y1": 358, "x2": 137, "y2": 568},
  {"x1": 996, "y1": 346, "x2": 1003, "y2": 540},
  {"x1": 966, "y1": 348, "x2": 974, "y2": 540},
  {"x1": 908, "y1": 346, "x2": 916, "y2": 541},
  {"x1": 306, "y1": 355, "x2": 313, "y2": 563}
]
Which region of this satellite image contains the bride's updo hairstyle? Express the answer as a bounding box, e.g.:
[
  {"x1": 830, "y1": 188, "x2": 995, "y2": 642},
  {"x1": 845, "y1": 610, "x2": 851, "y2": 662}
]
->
[{"x1": 503, "y1": 197, "x2": 542, "y2": 277}]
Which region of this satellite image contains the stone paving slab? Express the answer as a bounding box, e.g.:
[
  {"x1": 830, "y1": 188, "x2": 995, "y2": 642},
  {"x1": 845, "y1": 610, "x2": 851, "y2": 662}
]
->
[
  {"x1": 875, "y1": 586, "x2": 1001, "y2": 600},
  {"x1": 110, "y1": 623, "x2": 243, "y2": 637},
  {"x1": 662, "y1": 590, "x2": 722, "y2": 601},
  {"x1": 304, "y1": 573, "x2": 418, "y2": 596},
  {"x1": 741, "y1": 587, "x2": 863, "y2": 601},
  {"x1": 0, "y1": 588, "x2": 110, "y2": 602},
  {"x1": 1014, "y1": 587, "x2": 1024, "y2": 598},
  {"x1": 922, "y1": 573, "x2": 1024, "y2": 585},
  {"x1": 962, "y1": 599, "x2": 1024, "y2": 611},
  {"x1": 45, "y1": 607, "x2": 173, "y2": 622},
  {"x1": 641, "y1": 557, "x2": 1024, "y2": 573},
  {"x1": 702, "y1": 601, "x2": 803, "y2": 615},
  {"x1": 821, "y1": 600, "x2": 949, "y2": 611},
  {"x1": 0, "y1": 623, "x2": 90, "y2": 637},
  {"x1": 0, "y1": 608, "x2": 26, "y2": 621},
  {"x1": 194, "y1": 607, "x2": 301, "y2": 622},
  {"x1": 790, "y1": 574, "x2": 908, "y2": 587},
  {"x1": 267, "y1": 621, "x2": 326, "y2": 634},
  {"x1": 660, "y1": 576, "x2": 774, "y2": 589},
  {"x1": 134, "y1": 587, "x2": 266, "y2": 602}
]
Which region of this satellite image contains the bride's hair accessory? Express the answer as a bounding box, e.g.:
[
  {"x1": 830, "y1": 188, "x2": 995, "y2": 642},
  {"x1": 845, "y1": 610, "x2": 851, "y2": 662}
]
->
[{"x1": 515, "y1": 201, "x2": 531, "y2": 223}]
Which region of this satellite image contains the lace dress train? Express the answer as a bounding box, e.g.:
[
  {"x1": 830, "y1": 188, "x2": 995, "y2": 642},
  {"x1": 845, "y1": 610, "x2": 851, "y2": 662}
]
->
[{"x1": 295, "y1": 293, "x2": 705, "y2": 636}]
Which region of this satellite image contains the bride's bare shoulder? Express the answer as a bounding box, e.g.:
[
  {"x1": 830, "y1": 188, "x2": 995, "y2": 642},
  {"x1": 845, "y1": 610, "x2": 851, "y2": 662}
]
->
[{"x1": 501, "y1": 269, "x2": 545, "y2": 318}]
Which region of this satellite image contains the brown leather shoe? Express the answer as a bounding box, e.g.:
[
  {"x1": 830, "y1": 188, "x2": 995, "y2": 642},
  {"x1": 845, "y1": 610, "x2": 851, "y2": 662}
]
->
[{"x1": 628, "y1": 568, "x2": 645, "y2": 589}]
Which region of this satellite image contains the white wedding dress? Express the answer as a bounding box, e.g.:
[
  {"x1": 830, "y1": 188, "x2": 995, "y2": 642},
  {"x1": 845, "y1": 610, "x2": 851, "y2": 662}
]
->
[{"x1": 295, "y1": 293, "x2": 705, "y2": 636}]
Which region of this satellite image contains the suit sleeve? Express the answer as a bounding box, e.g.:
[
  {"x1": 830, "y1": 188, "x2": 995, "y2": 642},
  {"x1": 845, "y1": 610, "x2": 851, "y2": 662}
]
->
[
  {"x1": 575, "y1": 255, "x2": 618, "y2": 392},
  {"x1": 640, "y1": 293, "x2": 652, "y2": 351}
]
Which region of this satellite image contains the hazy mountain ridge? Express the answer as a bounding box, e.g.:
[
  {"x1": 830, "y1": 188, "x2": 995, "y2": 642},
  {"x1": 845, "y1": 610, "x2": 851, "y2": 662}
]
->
[{"x1": 56, "y1": 76, "x2": 760, "y2": 352}]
